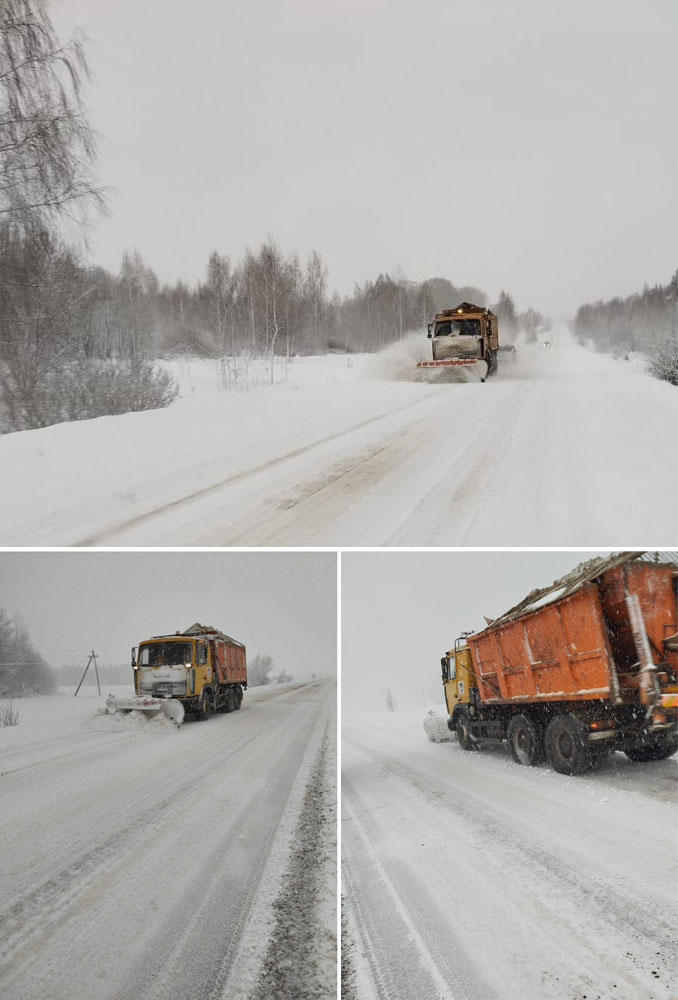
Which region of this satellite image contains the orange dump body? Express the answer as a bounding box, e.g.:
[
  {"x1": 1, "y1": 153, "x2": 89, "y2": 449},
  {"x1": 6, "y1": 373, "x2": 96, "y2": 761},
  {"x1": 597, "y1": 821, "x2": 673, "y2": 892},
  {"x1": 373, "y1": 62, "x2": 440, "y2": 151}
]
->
[
  {"x1": 469, "y1": 562, "x2": 677, "y2": 707},
  {"x1": 597, "y1": 562, "x2": 678, "y2": 678},
  {"x1": 211, "y1": 638, "x2": 247, "y2": 685}
]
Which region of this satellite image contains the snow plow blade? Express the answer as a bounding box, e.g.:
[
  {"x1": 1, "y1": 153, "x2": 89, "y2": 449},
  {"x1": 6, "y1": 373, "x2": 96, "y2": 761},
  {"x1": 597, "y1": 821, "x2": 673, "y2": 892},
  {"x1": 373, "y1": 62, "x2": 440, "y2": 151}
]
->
[
  {"x1": 416, "y1": 358, "x2": 477, "y2": 368},
  {"x1": 423, "y1": 712, "x2": 456, "y2": 742},
  {"x1": 105, "y1": 695, "x2": 184, "y2": 727}
]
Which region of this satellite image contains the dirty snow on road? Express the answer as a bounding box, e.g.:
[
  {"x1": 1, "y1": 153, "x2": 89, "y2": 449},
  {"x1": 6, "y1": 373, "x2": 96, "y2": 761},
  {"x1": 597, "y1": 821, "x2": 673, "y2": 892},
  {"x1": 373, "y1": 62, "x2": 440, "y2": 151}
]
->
[
  {"x1": 1, "y1": 331, "x2": 676, "y2": 546},
  {"x1": 342, "y1": 708, "x2": 678, "y2": 1000},
  {"x1": 0, "y1": 679, "x2": 336, "y2": 1000}
]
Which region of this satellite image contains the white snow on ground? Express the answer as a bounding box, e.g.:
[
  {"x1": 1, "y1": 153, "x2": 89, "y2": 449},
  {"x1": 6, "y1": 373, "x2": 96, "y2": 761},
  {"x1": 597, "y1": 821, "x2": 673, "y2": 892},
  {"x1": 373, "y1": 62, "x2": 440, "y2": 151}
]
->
[
  {"x1": 342, "y1": 706, "x2": 678, "y2": 1000},
  {"x1": 1, "y1": 330, "x2": 677, "y2": 546},
  {"x1": 0, "y1": 679, "x2": 336, "y2": 1000}
]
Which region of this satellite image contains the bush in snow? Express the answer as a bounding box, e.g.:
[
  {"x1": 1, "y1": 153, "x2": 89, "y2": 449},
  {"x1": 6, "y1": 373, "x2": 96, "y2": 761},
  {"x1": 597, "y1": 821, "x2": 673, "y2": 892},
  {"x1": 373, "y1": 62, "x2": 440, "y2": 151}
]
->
[
  {"x1": 647, "y1": 321, "x2": 678, "y2": 386},
  {"x1": 248, "y1": 653, "x2": 274, "y2": 686},
  {"x1": 1, "y1": 358, "x2": 178, "y2": 432},
  {"x1": 0, "y1": 700, "x2": 20, "y2": 727}
]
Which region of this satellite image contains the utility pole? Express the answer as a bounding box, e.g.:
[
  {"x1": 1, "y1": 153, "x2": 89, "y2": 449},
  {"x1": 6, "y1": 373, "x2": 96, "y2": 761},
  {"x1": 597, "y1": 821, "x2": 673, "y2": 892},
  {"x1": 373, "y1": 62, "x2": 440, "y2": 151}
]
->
[{"x1": 74, "y1": 650, "x2": 100, "y2": 696}]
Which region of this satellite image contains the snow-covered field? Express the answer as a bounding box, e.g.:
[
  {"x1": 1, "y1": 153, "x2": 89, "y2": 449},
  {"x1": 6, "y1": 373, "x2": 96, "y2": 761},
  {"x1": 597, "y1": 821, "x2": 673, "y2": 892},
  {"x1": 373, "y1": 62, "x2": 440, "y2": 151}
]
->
[
  {"x1": 342, "y1": 707, "x2": 678, "y2": 1000},
  {"x1": 0, "y1": 679, "x2": 336, "y2": 1000},
  {"x1": 1, "y1": 331, "x2": 676, "y2": 546}
]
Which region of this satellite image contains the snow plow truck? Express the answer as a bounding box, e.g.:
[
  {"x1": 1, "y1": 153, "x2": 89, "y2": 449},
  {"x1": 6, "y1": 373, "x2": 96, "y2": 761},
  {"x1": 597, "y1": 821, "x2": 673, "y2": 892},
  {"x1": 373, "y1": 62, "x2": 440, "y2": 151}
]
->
[
  {"x1": 437, "y1": 552, "x2": 678, "y2": 774},
  {"x1": 418, "y1": 301, "x2": 499, "y2": 380},
  {"x1": 106, "y1": 623, "x2": 247, "y2": 727}
]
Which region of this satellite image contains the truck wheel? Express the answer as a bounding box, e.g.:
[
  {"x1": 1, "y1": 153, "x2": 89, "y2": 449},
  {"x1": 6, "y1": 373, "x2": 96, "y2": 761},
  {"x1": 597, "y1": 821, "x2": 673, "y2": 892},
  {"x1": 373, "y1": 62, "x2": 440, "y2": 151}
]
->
[
  {"x1": 507, "y1": 714, "x2": 544, "y2": 766},
  {"x1": 234, "y1": 687, "x2": 243, "y2": 710},
  {"x1": 223, "y1": 689, "x2": 234, "y2": 713},
  {"x1": 197, "y1": 690, "x2": 212, "y2": 721},
  {"x1": 545, "y1": 715, "x2": 590, "y2": 774},
  {"x1": 455, "y1": 708, "x2": 477, "y2": 752},
  {"x1": 625, "y1": 741, "x2": 678, "y2": 762}
]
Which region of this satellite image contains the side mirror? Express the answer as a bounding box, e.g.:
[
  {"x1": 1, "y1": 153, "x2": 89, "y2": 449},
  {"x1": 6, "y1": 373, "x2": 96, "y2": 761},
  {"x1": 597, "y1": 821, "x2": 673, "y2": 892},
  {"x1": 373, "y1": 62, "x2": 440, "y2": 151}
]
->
[
  {"x1": 427, "y1": 331, "x2": 432, "y2": 339},
  {"x1": 131, "y1": 647, "x2": 137, "y2": 668},
  {"x1": 440, "y1": 656, "x2": 449, "y2": 681}
]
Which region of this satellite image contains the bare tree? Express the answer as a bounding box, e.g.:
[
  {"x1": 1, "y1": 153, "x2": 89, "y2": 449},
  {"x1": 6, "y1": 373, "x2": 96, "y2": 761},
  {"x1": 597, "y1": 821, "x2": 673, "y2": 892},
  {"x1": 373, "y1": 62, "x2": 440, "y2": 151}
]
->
[
  {"x1": 0, "y1": 607, "x2": 55, "y2": 696},
  {"x1": 248, "y1": 653, "x2": 274, "y2": 687},
  {"x1": 0, "y1": 0, "x2": 105, "y2": 231},
  {"x1": 385, "y1": 689, "x2": 397, "y2": 713},
  {"x1": 305, "y1": 249, "x2": 327, "y2": 351}
]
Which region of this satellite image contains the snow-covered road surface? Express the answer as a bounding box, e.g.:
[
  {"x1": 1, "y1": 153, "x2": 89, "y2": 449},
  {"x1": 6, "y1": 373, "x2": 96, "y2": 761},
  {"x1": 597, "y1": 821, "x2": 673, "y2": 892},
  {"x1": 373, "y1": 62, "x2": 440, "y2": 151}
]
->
[
  {"x1": 0, "y1": 680, "x2": 336, "y2": 1000},
  {"x1": 1, "y1": 333, "x2": 676, "y2": 546},
  {"x1": 342, "y1": 710, "x2": 678, "y2": 1000}
]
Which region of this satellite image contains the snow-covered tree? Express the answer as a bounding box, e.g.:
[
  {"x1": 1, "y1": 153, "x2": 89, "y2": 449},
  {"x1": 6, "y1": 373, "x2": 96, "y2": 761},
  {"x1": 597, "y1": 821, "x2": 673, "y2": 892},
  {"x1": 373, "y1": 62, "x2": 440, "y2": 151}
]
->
[{"x1": 248, "y1": 653, "x2": 274, "y2": 687}]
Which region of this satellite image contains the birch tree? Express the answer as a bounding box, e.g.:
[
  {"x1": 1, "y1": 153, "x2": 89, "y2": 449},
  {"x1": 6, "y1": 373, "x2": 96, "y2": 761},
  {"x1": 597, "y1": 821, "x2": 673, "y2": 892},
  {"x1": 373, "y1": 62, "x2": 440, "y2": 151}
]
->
[{"x1": 0, "y1": 0, "x2": 105, "y2": 230}]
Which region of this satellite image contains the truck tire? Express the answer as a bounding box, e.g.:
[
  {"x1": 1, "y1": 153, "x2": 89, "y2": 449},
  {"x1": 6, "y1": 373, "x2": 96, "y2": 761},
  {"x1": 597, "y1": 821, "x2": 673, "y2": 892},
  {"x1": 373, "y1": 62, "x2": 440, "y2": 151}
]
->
[
  {"x1": 234, "y1": 687, "x2": 243, "y2": 710},
  {"x1": 545, "y1": 715, "x2": 590, "y2": 775},
  {"x1": 507, "y1": 714, "x2": 545, "y2": 766},
  {"x1": 196, "y1": 689, "x2": 212, "y2": 721},
  {"x1": 455, "y1": 708, "x2": 477, "y2": 752},
  {"x1": 625, "y1": 741, "x2": 678, "y2": 762}
]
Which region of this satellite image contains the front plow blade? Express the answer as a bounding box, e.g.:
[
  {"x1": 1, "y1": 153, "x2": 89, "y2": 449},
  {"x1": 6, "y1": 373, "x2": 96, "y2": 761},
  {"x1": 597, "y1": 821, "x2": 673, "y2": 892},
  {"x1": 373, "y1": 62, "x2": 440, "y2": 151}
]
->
[
  {"x1": 105, "y1": 695, "x2": 184, "y2": 727},
  {"x1": 416, "y1": 358, "x2": 478, "y2": 368}
]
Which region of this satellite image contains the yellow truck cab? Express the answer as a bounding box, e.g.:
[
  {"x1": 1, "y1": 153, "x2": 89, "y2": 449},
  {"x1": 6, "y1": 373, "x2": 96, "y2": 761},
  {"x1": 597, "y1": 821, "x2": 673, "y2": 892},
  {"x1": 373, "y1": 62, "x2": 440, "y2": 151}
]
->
[{"x1": 441, "y1": 640, "x2": 475, "y2": 715}]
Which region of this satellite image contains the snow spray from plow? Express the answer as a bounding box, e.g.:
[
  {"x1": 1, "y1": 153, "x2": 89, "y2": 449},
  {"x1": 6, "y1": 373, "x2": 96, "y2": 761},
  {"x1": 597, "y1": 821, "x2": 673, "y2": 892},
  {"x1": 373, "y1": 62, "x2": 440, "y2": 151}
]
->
[{"x1": 105, "y1": 694, "x2": 185, "y2": 727}]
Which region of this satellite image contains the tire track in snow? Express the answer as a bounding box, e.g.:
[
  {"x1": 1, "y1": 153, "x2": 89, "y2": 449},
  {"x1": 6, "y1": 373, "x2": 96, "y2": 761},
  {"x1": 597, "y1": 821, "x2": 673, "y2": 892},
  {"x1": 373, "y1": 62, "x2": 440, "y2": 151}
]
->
[
  {"x1": 343, "y1": 733, "x2": 677, "y2": 999},
  {"x1": 216, "y1": 381, "x2": 524, "y2": 547},
  {"x1": 250, "y1": 726, "x2": 335, "y2": 1000},
  {"x1": 0, "y1": 716, "x2": 273, "y2": 977},
  {"x1": 76, "y1": 391, "x2": 449, "y2": 546},
  {"x1": 378, "y1": 752, "x2": 676, "y2": 956},
  {"x1": 342, "y1": 770, "x2": 499, "y2": 1000}
]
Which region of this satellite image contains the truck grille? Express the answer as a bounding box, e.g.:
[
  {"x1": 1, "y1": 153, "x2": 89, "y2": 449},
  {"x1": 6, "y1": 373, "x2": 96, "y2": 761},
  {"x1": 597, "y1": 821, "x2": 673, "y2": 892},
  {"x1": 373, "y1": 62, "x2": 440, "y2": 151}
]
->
[{"x1": 152, "y1": 682, "x2": 186, "y2": 697}]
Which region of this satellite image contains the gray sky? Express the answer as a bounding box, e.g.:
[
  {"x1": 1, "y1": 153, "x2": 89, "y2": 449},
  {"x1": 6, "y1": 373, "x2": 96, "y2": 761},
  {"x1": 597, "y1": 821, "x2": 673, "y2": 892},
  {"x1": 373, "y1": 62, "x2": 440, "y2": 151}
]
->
[
  {"x1": 53, "y1": 0, "x2": 677, "y2": 318},
  {"x1": 342, "y1": 550, "x2": 610, "y2": 710},
  {"x1": 0, "y1": 551, "x2": 337, "y2": 676}
]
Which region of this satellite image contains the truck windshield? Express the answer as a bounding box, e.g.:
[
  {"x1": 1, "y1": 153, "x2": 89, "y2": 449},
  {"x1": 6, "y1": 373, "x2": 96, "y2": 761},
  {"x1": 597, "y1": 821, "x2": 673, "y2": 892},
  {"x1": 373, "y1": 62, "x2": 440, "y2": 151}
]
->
[
  {"x1": 139, "y1": 641, "x2": 193, "y2": 666},
  {"x1": 436, "y1": 319, "x2": 480, "y2": 337}
]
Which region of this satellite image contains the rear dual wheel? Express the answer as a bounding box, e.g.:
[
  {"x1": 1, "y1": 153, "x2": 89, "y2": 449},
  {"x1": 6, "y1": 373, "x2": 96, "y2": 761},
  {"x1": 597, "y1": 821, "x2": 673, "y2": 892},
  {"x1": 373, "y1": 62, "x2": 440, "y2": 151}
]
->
[
  {"x1": 545, "y1": 715, "x2": 591, "y2": 775},
  {"x1": 506, "y1": 714, "x2": 545, "y2": 766}
]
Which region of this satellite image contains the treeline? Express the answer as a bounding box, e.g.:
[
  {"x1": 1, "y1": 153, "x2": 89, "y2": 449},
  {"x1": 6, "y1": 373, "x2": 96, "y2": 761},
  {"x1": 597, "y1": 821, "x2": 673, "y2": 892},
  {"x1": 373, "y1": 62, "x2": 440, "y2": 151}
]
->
[
  {"x1": 572, "y1": 270, "x2": 678, "y2": 384},
  {"x1": 0, "y1": 222, "x2": 544, "y2": 430},
  {"x1": 0, "y1": 608, "x2": 55, "y2": 697}
]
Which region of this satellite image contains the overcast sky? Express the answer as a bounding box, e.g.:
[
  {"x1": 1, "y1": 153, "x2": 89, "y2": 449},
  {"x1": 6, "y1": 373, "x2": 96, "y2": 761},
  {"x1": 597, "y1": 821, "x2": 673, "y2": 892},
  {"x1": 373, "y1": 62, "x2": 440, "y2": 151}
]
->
[
  {"x1": 342, "y1": 550, "x2": 611, "y2": 710},
  {"x1": 53, "y1": 0, "x2": 676, "y2": 318},
  {"x1": 0, "y1": 551, "x2": 336, "y2": 677}
]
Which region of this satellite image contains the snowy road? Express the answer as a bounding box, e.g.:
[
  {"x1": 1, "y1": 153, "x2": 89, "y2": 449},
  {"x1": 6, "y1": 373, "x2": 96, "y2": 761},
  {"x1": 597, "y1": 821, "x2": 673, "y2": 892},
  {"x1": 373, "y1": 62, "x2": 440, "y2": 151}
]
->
[
  {"x1": 0, "y1": 680, "x2": 336, "y2": 1000},
  {"x1": 342, "y1": 711, "x2": 678, "y2": 1000},
  {"x1": 1, "y1": 334, "x2": 676, "y2": 546}
]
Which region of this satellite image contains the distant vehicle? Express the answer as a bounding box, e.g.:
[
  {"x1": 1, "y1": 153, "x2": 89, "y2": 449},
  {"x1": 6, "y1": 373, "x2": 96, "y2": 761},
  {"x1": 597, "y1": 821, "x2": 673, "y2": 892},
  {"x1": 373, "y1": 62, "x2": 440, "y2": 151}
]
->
[
  {"x1": 417, "y1": 302, "x2": 499, "y2": 381},
  {"x1": 434, "y1": 552, "x2": 678, "y2": 774},
  {"x1": 542, "y1": 340, "x2": 551, "y2": 348},
  {"x1": 106, "y1": 623, "x2": 247, "y2": 726}
]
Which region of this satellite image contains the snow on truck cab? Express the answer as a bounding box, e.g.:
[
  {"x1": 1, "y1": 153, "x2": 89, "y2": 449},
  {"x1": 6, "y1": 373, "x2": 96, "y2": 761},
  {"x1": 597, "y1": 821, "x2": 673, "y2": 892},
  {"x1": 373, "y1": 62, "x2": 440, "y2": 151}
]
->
[
  {"x1": 418, "y1": 302, "x2": 500, "y2": 380},
  {"x1": 107, "y1": 623, "x2": 247, "y2": 727},
  {"x1": 434, "y1": 552, "x2": 678, "y2": 774}
]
